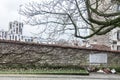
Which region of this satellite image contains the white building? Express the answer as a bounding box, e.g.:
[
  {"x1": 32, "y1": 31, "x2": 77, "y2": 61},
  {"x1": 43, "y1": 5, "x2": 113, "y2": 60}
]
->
[
  {"x1": 7, "y1": 21, "x2": 24, "y2": 41},
  {"x1": 0, "y1": 20, "x2": 42, "y2": 43},
  {"x1": 23, "y1": 36, "x2": 33, "y2": 42},
  {"x1": 89, "y1": 0, "x2": 120, "y2": 51},
  {"x1": 110, "y1": 28, "x2": 120, "y2": 50},
  {"x1": 109, "y1": 4, "x2": 120, "y2": 50},
  {"x1": 0, "y1": 30, "x2": 7, "y2": 40}
]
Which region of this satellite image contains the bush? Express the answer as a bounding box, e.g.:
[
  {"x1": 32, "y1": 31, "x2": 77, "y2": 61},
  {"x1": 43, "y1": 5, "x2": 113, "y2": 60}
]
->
[
  {"x1": 109, "y1": 66, "x2": 120, "y2": 73},
  {"x1": 0, "y1": 63, "x2": 85, "y2": 70}
]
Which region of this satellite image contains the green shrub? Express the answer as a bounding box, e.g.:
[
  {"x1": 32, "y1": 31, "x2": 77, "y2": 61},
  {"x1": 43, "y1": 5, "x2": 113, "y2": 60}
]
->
[
  {"x1": 109, "y1": 66, "x2": 120, "y2": 73},
  {"x1": 0, "y1": 63, "x2": 85, "y2": 70}
]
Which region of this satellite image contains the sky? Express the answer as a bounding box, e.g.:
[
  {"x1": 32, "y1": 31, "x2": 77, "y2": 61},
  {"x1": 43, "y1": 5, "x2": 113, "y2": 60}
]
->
[
  {"x1": 0, "y1": 0, "x2": 42, "y2": 36},
  {"x1": 0, "y1": 0, "x2": 88, "y2": 40}
]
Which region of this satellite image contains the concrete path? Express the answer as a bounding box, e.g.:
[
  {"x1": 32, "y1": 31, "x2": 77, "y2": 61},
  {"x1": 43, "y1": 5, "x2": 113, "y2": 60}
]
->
[{"x1": 0, "y1": 73, "x2": 119, "y2": 80}]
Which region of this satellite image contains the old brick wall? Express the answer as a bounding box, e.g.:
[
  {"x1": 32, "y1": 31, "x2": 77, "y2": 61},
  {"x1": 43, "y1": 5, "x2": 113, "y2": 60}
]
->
[{"x1": 0, "y1": 40, "x2": 119, "y2": 67}]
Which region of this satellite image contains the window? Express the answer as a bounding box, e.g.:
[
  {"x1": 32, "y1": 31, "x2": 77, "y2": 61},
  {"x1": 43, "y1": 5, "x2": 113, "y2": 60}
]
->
[
  {"x1": 19, "y1": 26, "x2": 22, "y2": 34},
  {"x1": 117, "y1": 5, "x2": 120, "y2": 11},
  {"x1": 16, "y1": 23, "x2": 18, "y2": 26},
  {"x1": 16, "y1": 28, "x2": 18, "y2": 34},
  {"x1": 2, "y1": 32, "x2": 4, "y2": 37},
  {"x1": 28, "y1": 39, "x2": 31, "y2": 42},
  {"x1": 10, "y1": 36, "x2": 11, "y2": 40},
  {"x1": 11, "y1": 31, "x2": 13, "y2": 34},
  {"x1": 25, "y1": 39, "x2": 27, "y2": 42},
  {"x1": 9, "y1": 23, "x2": 12, "y2": 29},
  {"x1": 117, "y1": 46, "x2": 120, "y2": 50},
  {"x1": 31, "y1": 39, "x2": 33, "y2": 42},
  {"x1": 117, "y1": 30, "x2": 120, "y2": 40},
  {"x1": 13, "y1": 29, "x2": 15, "y2": 32},
  {"x1": 5, "y1": 32, "x2": 7, "y2": 36},
  {"x1": 20, "y1": 23, "x2": 23, "y2": 27},
  {"x1": 12, "y1": 35, "x2": 14, "y2": 40},
  {"x1": 113, "y1": 41, "x2": 117, "y2": 44},
  {"x1": 20, "y1": 29, "x2": 22, "y2": 34},
  {"x1": 19, "y1": 25, "x2": 21, "y2": 30},
  {"x1": 21, "y1": 36, "x2": 23, "y2": 40},
  {"x1": 111, "y1": 0, "x2": 120, "y2": 11},
  {"x1": 15, "y1": 36, "x2": 17, "y2": 41}
]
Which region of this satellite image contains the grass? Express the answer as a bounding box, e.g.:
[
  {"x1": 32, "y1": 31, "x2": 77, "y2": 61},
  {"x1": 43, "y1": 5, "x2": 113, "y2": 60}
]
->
[
  {"x1": 0, "y1": 64, "x2": 89, "y2": 75},
  {"x1": 0, "y1": 68, "x2": 89, "y2": 75}
]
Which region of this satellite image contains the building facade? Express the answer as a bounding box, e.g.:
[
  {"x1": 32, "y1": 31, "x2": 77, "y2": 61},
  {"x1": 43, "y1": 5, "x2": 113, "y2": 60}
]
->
[
  {"x1": 23, "y1": 36, "x2": 33, "y2": 42},
  {"x1": 110, "y1": 28, "x2": 120, "y2": 50},
  {"x1": 109, "y1": 2, "x2": 120, "y2": 50},
  {"x1": 7, "y1": 21, "x2": 24, "y2": 41},
  {"x1": 0, "y1": 21, "x2": 37, "y2": 43},
  {"x1": 89, "y1": 0, "x2": 120, "y2": 50},
  {"x1": 0, "y1": 30, "x2": 7, "y2": 40}
]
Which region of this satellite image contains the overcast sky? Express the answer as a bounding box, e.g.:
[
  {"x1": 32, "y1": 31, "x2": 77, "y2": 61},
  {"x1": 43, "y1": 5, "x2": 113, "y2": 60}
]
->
[
  {"x1": 0, "y1": 0, "x2": 88, "y2": 40},
  {"x1": 0, "y1": 0, "x2": 42, "y2": 36}
]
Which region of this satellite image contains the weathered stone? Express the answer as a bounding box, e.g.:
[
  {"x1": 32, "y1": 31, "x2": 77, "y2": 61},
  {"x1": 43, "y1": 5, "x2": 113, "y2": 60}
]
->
[{"x1": 0, "y1": 40, "x2": 119, "y2": 67}]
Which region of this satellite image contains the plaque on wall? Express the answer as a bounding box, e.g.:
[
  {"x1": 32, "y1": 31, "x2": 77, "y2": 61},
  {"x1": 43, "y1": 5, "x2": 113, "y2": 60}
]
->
[{"x1": 89, "y1": 53, "x2": 107, "y2": 64}]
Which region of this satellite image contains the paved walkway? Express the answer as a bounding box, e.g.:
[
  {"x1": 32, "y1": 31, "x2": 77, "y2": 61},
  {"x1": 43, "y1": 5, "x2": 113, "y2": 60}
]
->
[{"x1": 0, "y1": 73, "x2": 119, "y2": 80}]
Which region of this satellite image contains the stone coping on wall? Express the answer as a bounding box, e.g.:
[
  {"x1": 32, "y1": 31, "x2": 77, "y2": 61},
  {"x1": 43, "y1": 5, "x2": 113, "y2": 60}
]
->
[{"x1": 0, "y1": 40, "x2": 120, "y2": 53}]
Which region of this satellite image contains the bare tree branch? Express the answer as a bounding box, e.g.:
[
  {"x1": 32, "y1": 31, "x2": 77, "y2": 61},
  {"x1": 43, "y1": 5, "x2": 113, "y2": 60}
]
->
[{"x1": 20, "y1": 0, "x2": 120, "y2": 39}]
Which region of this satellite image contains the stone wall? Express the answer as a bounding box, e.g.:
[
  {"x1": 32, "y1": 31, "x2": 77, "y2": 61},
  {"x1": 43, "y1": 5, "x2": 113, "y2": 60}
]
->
[{"x1": 0, "y1": 40, "x2": 120, "y2": 67}]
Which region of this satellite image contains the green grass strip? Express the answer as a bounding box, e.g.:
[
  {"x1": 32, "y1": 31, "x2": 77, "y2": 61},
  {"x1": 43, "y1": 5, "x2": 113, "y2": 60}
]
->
[{"x1": 0, "y1": 69, "x2": 89, "y2": 75}]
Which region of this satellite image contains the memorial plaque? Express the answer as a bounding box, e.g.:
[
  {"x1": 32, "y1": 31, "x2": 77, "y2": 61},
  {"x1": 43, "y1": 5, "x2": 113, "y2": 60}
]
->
[{"x1": 89, "y1": 53, "x2": 107, "y2": 64}]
